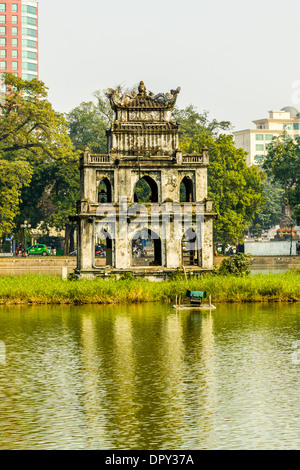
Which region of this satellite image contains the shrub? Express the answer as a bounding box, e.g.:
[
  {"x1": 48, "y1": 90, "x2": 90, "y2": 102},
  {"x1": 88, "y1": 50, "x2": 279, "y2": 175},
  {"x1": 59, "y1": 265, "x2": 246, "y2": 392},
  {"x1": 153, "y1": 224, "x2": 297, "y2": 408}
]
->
[{"x1": 218, "y1": 253, "x2": 251, "y2": 276}]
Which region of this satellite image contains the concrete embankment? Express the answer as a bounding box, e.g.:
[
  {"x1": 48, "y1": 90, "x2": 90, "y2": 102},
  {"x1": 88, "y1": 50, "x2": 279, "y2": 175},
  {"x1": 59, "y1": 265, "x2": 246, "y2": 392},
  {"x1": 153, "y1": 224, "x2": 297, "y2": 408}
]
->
[
  {"x1": 0, "y1": 257, "x2": 77, "y2": 276},
  {"x1": 0, "y1": 255, "x2": 299, "y2": 277}
]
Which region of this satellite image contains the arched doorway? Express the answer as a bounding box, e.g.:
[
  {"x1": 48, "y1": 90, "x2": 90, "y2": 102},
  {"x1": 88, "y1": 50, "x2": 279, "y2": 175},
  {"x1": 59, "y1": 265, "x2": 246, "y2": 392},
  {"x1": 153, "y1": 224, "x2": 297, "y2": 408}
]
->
[
  {"x1": 132, "y1": 228, "x2": 161, "y2": 266},
  {"x1": 134, "y1": 176, "x2": 158, "y2": 203},
  {"x1": 94, "y1": 228, "x2": 113, "y2": 266},
  {"x1": 182, "y1": 227, "x2": 201, "y2": 266},
  {"x1": 98, "y1": 178, "x2": 112, "y2": 203},
  {"x1": 180, "y1": 176, "x2": 193, "y2": 202}
]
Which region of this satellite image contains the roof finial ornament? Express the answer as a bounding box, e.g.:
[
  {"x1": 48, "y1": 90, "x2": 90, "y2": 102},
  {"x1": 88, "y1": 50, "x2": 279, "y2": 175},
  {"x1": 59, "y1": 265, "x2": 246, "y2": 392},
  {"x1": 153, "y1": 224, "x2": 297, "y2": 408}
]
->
[{"x1": 138, "y1": 80, "x2": 146, "y2": 97}]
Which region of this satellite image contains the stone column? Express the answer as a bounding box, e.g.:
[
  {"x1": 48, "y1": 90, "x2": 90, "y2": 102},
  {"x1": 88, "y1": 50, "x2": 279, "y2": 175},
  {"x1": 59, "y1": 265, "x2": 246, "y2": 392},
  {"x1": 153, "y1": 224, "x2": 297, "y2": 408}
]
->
[
  {"x1": 79, "y1": 218, "x2": 94, "y2": 271},
  {"x1": 161, "y1": 168, "x2": 178, "y2": 203},
  {"x1": 114, "y1": 219, "x2": 130, "y2": 269},
  {"x1": 195, "y1": 167, "x2": 207, "y2": 201},
  {"x1": 164, "y1": 209, "x2": 182, "y2": 268},
  {"x1": 202, "y1": 218, "x2": 214, "y2": 269}
]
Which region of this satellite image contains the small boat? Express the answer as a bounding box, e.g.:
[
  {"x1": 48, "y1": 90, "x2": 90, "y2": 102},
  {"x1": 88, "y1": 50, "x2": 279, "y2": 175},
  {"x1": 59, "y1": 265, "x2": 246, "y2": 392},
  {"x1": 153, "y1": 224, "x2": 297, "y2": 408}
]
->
[{"x1": 173, "y1": 290, "x2": 216, "y2": 310}]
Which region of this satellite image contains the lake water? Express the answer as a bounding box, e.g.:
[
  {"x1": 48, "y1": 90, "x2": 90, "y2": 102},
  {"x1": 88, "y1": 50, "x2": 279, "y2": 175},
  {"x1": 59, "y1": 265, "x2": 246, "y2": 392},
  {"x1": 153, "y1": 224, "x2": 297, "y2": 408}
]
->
[{"x1": 0, "y1": 302, "x2": 300, "y2": 450}]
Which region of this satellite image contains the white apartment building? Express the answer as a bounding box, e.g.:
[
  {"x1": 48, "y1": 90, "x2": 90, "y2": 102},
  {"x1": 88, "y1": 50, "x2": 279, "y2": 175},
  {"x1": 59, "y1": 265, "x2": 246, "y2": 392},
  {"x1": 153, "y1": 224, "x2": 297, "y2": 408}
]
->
[{"x1": 234, "y1": 106, "x2": 300, "y2": 166}]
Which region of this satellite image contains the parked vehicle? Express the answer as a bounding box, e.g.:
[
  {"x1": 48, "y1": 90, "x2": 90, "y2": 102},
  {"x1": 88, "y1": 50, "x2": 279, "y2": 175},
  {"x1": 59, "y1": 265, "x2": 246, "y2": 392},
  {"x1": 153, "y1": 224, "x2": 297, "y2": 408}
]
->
[
  {"x1": 69, "y1": 247, "x2": 106, "y2": 257},
  {"x1": 26, "y1": 244, "x2": 50, "y2": 256},
  {"x1": 216, "y1": 244, "x2": 236, "y2": 255}
]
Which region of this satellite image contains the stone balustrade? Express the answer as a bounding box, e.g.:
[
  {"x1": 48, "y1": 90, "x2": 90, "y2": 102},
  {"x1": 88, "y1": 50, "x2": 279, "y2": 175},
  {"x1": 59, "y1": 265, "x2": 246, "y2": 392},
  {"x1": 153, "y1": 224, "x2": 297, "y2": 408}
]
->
[{"x1": 90, "y1": 154, "x2": 110, "y2": 163}]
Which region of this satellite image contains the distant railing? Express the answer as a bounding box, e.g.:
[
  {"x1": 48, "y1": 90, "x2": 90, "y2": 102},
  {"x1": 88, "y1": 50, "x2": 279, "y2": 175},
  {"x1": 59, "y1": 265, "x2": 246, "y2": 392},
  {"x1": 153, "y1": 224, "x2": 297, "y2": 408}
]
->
[
  {"x1": 182, "y1": 155, "x2": 203, "y2": 163},
  {"x1": 90, "y1": 154, "x2": 110, "y2": 163}
]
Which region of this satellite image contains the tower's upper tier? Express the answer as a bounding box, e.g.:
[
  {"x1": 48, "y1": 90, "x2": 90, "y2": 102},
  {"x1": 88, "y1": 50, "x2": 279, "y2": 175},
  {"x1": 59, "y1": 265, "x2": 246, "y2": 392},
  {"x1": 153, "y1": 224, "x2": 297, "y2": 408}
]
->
[{"x1": 106, "y1": 81, "x2": 181, "y2": 123}]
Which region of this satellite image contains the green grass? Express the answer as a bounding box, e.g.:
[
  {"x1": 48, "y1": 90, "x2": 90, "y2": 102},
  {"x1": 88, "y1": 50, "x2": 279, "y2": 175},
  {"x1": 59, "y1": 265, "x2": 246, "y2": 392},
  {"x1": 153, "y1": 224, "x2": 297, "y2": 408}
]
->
[{"x1": 0, "y1": 271, "x2": 299, "y2": 304}]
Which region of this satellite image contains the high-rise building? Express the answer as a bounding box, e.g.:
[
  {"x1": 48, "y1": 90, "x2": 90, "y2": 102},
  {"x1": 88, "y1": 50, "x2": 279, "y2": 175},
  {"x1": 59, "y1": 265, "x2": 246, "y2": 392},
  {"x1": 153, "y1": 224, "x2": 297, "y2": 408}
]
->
[
  {"x1": 0, "y1": 0, "x2": 38, "y2": 84},
  {"x1": 234, "y1": 106, "x2": 300, "y2": 166}
]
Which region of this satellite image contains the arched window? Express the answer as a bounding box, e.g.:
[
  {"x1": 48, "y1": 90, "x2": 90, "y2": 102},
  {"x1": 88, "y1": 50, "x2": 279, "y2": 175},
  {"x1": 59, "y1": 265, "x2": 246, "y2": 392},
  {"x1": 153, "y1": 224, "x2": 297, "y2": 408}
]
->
[
  {"x1": 94, "y1": 228, "x2": 113, "y2": 266},
  {"x1": 134, "y1": 176, "x2": 158, "y2": 203},
  {"x1": 98, "y1": 178, "x2": 112, "y2": 203},
  {"x1": 182, "y1": 227, "x2": 201, "y2": 266},
  {"x1": 180, "y1": 176, "x2": 193, "y2": 202},
  {"x1": 132, "y1": 228, "x2": 161, "y2": 266}
]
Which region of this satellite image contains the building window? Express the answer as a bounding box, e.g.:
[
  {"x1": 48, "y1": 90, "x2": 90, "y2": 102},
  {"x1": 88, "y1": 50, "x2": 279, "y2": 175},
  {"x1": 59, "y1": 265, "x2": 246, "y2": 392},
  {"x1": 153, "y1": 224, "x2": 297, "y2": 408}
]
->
[
  {"x1": 293, "y1": 123, "x2": 300, "y2": 130},
  {"x1": 12, "y1": 27, "x2": 18, "y2": 35},
  {"x1": 0, "y1": 26, "x2": 6, "y2": 35},
  {"x1": 256, "y1": 144, "x2": 264, "y2": 151},
  {"x1": 0, "y1": 4, "x2": 6, "y2": 12},
  {"x1": 22, "y1": 50, "x2": 36, "y2": 60},
  {"x1": 22, "y1": 39, "x2": 36, "y2": 49},
  {"x1": 22, "y1": 28, "x2": 36, "y2": 38},
  {"x1": 22, "y1": 5, "x2": 36, "y2": 15},
  {"x1": 256, "y1": 134, "x2": 264, "y2": 140},
  {"x1": 22, "y1": 16, "x2": 37, "y2": 26},
  {"x1": 265, "y1": 134, "x2": 273, "y2": 141},
  {"x1": 0, "y1": 61, "x2": 6, "y2": 70},
  {"x1": 283, "y1": 123, "x2": 292, "y2": 130},
  {"x1": 0, "y1": 15, "x2": 6, "y2": 23},
  {"x1": 0, "y1": 38, "x2": 6, "y2": 46},
  {"x1": 12, "y1": 50, "x2": 18, "y2": 58},
  {"x1": 22, "y1": 73, "x2": 36, "y2": 81},
  {"x1": 12, "y1": 4, "x2": 18, "y2": 12},
  {"x1": 22, "y1": 62, "x2": 37, "y2": 72},
  {"x1": 12, "y1": 61, "x2": 18, "y2": 70},
  {"x1": 0, "y1": 49, "x2": 6, "y2": 58},
  {"x1": 12, "y1": 15, "x2": 18, "y2": 24},
  {"x1": 12, "y1": 38, "x2": 18, "y2": 47}
]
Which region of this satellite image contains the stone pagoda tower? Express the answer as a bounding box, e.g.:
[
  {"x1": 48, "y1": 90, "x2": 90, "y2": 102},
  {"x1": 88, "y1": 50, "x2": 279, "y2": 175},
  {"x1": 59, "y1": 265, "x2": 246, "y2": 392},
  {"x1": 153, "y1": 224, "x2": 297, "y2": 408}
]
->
[{"x1": 74, "y1": 81, "x2": 215, "y2": 279}]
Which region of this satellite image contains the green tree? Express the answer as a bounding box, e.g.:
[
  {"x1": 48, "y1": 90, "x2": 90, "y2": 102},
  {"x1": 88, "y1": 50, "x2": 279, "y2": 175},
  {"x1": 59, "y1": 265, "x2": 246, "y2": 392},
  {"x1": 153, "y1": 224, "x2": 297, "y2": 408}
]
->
[
  {"x1": 0, "y1": 73, "x2": 77, "y2": 246},
  {"x1": 66, "y1": 101, "x2": 109, "y2": 153},
  {"x1": 173, "y1": 105, "x2": 232, "y2": 142},
  {"x1": 46, "y1": 154, "x2": 80, "y2": 254},
  {"x1": 0, "y1": 160, "x2": 32, "y2": 238},
  {"x1": 15, "y1": 153, "x2": 80, "y2": 254},
  {"x1": 0, "y1": 73, "x2": 72, "y2": 160},
  {"x1": 180, "y1": 131, "x2": 264, "y2": 249},
  {"x1": 66, "y1": 89, "x2": 114, "y2": 154},
  {"x1": 263, "y1": 137, "x2": 300, "y2": 223},
  {"x1": 249, "y1": 177, "x2": 284, "y2": 236}
]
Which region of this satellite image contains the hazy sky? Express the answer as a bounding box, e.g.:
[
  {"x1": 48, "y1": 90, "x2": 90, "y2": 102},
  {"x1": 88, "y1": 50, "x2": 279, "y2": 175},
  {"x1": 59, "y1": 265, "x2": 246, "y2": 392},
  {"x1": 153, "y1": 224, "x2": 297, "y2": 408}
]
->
[{"x1": 39, "y1": 0, "x2": 300, "y2": 131}]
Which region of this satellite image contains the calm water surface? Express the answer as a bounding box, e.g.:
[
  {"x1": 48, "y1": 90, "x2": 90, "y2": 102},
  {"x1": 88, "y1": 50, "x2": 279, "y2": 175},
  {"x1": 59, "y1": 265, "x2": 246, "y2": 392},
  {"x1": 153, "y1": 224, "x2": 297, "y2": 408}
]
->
[{"x1": 0, "y1": 302, "x2": 300, "y2": 450}]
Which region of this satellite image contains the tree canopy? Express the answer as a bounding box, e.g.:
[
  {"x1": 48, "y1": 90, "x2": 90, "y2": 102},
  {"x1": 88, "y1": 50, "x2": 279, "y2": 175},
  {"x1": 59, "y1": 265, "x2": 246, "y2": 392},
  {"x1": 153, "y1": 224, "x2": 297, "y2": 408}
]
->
[
  {"x1": 249, "y1": 177, "x2": 284, "y2": 237},
  {"x1": 0, "y1": 159, "x2": 31, "y2": 238},
  {"x1": 175, "y1": 106, "x2": 264, "y2": 246},
  {"x1": 172, "y1": 105, "x2": 233, "y2": 141},
  {"x1": 66, "y1": 100, "x2": 109, "y2": 154},
  {"x1": 263, "y1": 136, "x2": 300, "y2": 223},
  {"x1": 0, "y1": 73, "x2": 73, "y2": 160},
  {"x1": 66, "y1": 89, "x2": 114, "y2": 154},
  {"x1": 0, "y1": 73, "x2": 78, "y2": 247}
]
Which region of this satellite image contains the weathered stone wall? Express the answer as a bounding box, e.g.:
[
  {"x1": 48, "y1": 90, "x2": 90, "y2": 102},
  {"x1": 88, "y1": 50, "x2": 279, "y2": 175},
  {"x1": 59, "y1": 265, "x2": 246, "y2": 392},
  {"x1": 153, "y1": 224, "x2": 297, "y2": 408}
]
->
[{"x1": 76, "y1": 83, "x2": 215, "y2": 277}]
